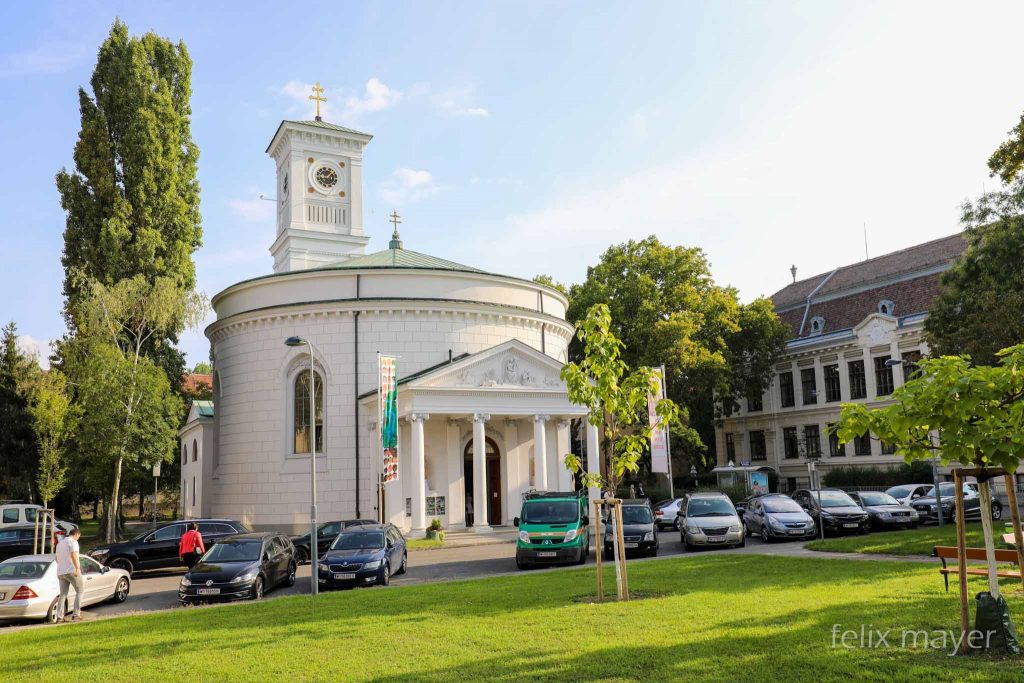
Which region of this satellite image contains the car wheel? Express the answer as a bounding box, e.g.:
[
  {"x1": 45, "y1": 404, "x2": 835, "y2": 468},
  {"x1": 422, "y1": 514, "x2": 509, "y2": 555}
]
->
[
  {"x1": 112, "y1": 577, "x2": 130, "y2": 603},
  {"x1": 378, "y1": 562, "x2": 391, "y2": 586},
  {"x1": 285, "y1": 562, "x2": 297, "y2": 587},
  {"x1": 293, "y1": 547, "x2": 308, "y2": 566},
  {"x1": 396, "y1": 551, "x2": 408, "y2": 575},
  {"x1": 673, "y1": 518, "x2": 681, "y2": 532},
  {"x1": 516, "y1": 555, "x2": 530, "y2": 570},
  {"x1": 46, "y1": 596, "x2": 64, "y2": 624},
  {"x1": 108, "y1": 557, "x2": 134, "y2": 576},
  {"x1": 737, "y1": 536, "x2": 746, "y2": 549},
  {"x1": 744, "y1": 523, "x2": 751, "y2": 538},
  {"x1": 760, "y1": 526, "x2": 770, "y2": 543},
  {"x1": 251, "y1": 576, "x2": 264, "y2": 600},
  {"x1": 992, "y1": 502, "x2": 1003, "y2": 520}
]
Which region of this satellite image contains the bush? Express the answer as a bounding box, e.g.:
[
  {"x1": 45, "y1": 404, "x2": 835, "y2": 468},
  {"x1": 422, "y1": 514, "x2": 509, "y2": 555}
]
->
[
  {"x1": 427, "y1": 518, "x2": 443, "y2": 532},
  {"x1": 822, "y1": 462, "x2": 933, "y2": 488}
]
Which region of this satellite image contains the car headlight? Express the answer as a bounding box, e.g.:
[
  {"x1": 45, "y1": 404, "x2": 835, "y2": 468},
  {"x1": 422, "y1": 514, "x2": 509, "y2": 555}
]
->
[
  {"x1": 90, "y1": 548, "x2": 109, "y2": 557},
  {"x1": 909, "y1": 511, "x2": 919, "y2": 519},
  {"x1": 686, "y1": 522, "x2": 701, "y2": 533},
  {"x1": 819, "y1": 510, "x2": 833, "y2": 519},
  {"x1": 643, "y1": 531, "x2": 654, "y2": 541},
  {"x1": 230, "y1": 571, "x2": 257, "y2": 584},
  {"x1": 728, "y1": 525, "x2": 741, "y2": 533},
  {"x1": 363, "y1": 560, "x2": 381, "y2": 570},
  {"x1": 518, "y1": 530, "x2": 530, "y2": 543},
  {"x1": 878, "y1": 511, "x2": 891, "y2": 518},
  {"x1": 769, "y1": 517, "x2": 786, "y2": 529},
  {"x1": 180, "y1": 577, "x2": 192, "y2": 587},
  {"x1": 318, "y1": 562, "x2": 329, "y2": 572},
  {"x1": 564, "y1": 528, "x2": 578, "y2": 543}
]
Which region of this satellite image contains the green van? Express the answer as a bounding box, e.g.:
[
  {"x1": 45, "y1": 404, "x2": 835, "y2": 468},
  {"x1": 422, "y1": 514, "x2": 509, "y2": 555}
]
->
[{"x1": 513, "y1": 490, "x2": 590, "y2": 569}]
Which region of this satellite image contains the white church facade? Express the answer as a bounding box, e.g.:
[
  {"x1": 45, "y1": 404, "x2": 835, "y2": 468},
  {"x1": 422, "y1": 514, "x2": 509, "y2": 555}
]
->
[{"x1": 180, "y1": 113, "x2": 600, "y2": 534}]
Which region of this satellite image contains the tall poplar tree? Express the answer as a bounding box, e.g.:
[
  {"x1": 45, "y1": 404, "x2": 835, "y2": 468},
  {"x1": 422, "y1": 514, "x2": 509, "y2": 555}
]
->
[{"x1": 0, "y1": 322, "x2": 39, "y2": 499}]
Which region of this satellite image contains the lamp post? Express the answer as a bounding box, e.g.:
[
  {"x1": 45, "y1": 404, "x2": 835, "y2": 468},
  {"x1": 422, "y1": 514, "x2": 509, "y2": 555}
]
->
[
  {"x1": 285, "y1": 335, "x2": 319, "y2": 595},
  {"x1": 885, "y1": 357, "x2": 943, "y2": 526}
]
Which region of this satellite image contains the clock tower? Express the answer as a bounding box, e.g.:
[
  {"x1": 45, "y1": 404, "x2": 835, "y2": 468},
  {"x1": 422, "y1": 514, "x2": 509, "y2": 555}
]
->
[{"x1": 265, "y1": 101, "x2": 372, "y2": 273}]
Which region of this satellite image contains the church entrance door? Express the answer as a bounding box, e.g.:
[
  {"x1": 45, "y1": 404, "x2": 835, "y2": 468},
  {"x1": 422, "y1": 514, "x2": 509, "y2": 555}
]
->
[{"x1": 463, "y1": 437, "x2": 502, "y2": 526}]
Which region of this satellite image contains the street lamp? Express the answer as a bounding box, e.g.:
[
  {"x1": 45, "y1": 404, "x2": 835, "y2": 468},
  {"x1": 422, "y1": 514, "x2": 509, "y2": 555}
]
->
[
  {"x1": 885, "y1": 357, "x2": 943, "y2": 526},
  {"x1": 285, "y1": 335, "x2": 320, "y2": 595}
]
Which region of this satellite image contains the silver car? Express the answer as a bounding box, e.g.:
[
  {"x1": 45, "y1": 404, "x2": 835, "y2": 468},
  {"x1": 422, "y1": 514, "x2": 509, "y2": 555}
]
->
[
  {"x1": 679, "y1": 492, "x2": 744, "y2": 550},
  {"x1": 0, "y1": 554, "x2": 131, "y2": 623},
  {"x1": 653, "y1": 498, "x2": 684, "y2": 531}
]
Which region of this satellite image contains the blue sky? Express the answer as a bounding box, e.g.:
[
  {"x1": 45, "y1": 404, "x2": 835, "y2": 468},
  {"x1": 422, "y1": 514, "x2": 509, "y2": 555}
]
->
[{"x1": 3, "y1": 1, "x2": 1024, "y2": 367}]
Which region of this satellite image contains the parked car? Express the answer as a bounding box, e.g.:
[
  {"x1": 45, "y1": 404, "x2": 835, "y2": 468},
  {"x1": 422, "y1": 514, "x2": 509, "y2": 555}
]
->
[
  {"x1": 0, "y1": 554, "x2": 130, "y2": 623},
  {"x1": 90, "y1": 518, "x2": 250, "y2": 575},
  {"x1": 514, "y1": 490, "x2": 590, "y2": 569},
  {"x1": 0, "y1": 525, "x2": 65, "y2": 561},
  {"x1": 317, "y1": 524, "x2": 407, "y2": 589},
  {"x1": 179, "y1": 533, "x2": 295, "y2": 604},
  {"x1": 678, "y1": 492, "x2": 744, "y2": 550},
  {"x1": 791, "y1": 489, "x2": 870, "y2": 536},
  {"x1": 742, "y1": 494, "x2": 816, "y2": 542},
  {"x1": 884, "y1": 484, "x2": 934, "y2": 506},
  {"x1": 0, "y1": 503, "x2": 77, "y2": 538},
  {"x1": 290, "y1": 519, "x2": 374, "y2": 565},
  {"x1": 849, "y1": 491, "x2": 920, "y2": 530},
  {"x1": 652, "y1": 498, "x2": 684, "y2": 531},
  {"x1": 603, "y1": 499, "x2": 658, "y2": 558},
  {"x1": 910, "y1": 482, "x2": 1001, "y2": 523}
]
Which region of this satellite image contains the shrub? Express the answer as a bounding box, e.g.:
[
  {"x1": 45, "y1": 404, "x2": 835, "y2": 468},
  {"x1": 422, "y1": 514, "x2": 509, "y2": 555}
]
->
[
  {"x1": 821, "y1": 462, "x2": 934, "y2": 488},
  {"x1": 427, "y1": 518, "x2": 443, "y2": 532}
]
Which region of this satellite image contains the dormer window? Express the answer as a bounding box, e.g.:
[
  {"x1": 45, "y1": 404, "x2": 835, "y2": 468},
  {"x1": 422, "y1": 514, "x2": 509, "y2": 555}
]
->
[
  {"x1": 809, "y1": 316, "x2": 825, "y2": 335},
  {"x1": 879, "y1": 299, "x2": 895, "y2": 316}
]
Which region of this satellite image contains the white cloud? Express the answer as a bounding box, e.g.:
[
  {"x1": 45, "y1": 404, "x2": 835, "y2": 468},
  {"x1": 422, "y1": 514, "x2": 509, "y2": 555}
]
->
[
  {"x1": 431, "y1": 86, "x2": 489, "y2": 118},
  {"x1": 378, "y1": 168, "x2": 443, "y2": 205},
  {"x1": 273, "y1": 78, "x2": 487, "y2": 122},
  {"x1": 344, "y1": 78, "x2": 401, "y2": 119},
  {"x1": 17, "y1": 335, "x2": 51, "y2": 370},
  {"x1": 226, "y1": 195, "x2": 275, "y2": 223}
]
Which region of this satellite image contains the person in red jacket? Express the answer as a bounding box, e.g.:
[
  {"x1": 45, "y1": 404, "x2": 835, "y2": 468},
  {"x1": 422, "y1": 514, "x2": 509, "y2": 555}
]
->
[{"x1": 179, "y1": 522, "x2": 206, "y2": 569}]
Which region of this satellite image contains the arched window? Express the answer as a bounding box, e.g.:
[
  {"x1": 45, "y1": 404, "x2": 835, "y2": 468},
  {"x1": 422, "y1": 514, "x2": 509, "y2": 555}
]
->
[
  {"x1": 879, "y1": 299, "x2": 895, "y2": 316},
  {"x1": 182, "y1": 444, "x2": 187, "y2": 465},
  {"x1": 192, "y1": 439, "x2": 198, "y2": 462},
  {"x1": 294, "y1": 371, "x2": 324, "y2": 454},
  {"x1": 463, "y1": 437, "x2": 499, "y2": 460}
]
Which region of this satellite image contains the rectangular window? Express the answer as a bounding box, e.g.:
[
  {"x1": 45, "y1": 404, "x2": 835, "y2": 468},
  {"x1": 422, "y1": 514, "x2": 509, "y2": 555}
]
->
[
  {"x1": 880, "y1": 440, "x2": 897, "y2": 455},
  {"x1": 874, "y1": 356, "x2": 894, "y2": 396},
  {"x1": 2, "y1": 509, "x2": 17, "y2": 524},
  {"x1": 192, "y1": 476, "x2": 196, "y2": 506},
  {"x1": 783, "y1": 427, "x2": 799, "y2": 459},
  {"x1": 828, "y1": 424, "x2": 845, "y2": 457},
  {"x1": 749, "y1": 431, "x2": 767, "y2": 461},
  {"x1": 801, "y1": 368, "x2": 817, "y2": 405},
  {"x1": 824, "y1": 364, "x2": 841, "y2": 402},
  {"x1": 725, "y1": 433, "x2": 736, "y2": 461},
  {"x1": 854, "y1": 432, "x2": 872, "y2": 456},
  {"x1": 747, "y1": 393, "x2": 762, "y2": 412},
  {"x1": 779, "y1": 372, "x2": 795, "y2": 408},
  {"x1": 803, "y1": 425, "x2": 821, "y2": 458},
  {"x1": 848, "y1": 360, "x2": 866, "y2": 400},
  {"x1": 902, "y1": 350, "x2": 923, "y2": 381}
]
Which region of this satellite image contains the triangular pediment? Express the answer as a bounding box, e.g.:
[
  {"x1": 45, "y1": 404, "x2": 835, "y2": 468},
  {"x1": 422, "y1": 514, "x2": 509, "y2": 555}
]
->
[
  {"x1": 853, "y1": 313, "x2": 898, "y2": 346},
  {"x1": 409, "y1": 340, "x2": 566, "y2": 390}
]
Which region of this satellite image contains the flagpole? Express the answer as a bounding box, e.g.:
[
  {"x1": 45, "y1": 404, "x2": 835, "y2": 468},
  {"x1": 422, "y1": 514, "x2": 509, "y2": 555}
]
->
[{"x1": 661, "y1": 364, "x2": 674, "y2": 498}]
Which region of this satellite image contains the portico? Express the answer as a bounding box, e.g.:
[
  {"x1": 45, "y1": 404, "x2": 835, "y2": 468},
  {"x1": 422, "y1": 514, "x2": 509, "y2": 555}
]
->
[{"x1": 361, "y1": 340, "x2": 600, "y2": 535}]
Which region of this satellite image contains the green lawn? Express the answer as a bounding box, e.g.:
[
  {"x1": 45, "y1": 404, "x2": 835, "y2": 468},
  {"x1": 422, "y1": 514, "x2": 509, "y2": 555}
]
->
[
  {"x1": 2, "y1": 555, "x2": 1023, "y2": 682},
  {"x1": 406, "y1": 537, "x2": 445, "y2": 551},
  {"x1": 805, "y1": 523, "x2": 1004, "y2": 556}
]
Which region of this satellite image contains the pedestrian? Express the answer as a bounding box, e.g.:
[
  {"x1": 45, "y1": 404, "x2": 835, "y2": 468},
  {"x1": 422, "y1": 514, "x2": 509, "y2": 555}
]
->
[
  {"x1": 637, "y1": 481, "x2": 647, "y2": 499},
  {"x1": 179, "y1": 522, "x2": 206, "y2": 569},
  {"x1": 55, "y1": 527, "x2": 83, "y2": 623}
]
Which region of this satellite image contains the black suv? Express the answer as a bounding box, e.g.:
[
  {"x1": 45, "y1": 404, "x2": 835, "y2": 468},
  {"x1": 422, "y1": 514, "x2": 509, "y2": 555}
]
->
[
  {"x1": 791, "y1": 489, "x2": 869, "y2": 536},
  {"x1": 603, "y1": 499, "x2": 658, "y2": 558},
  {"x1": 89, "y1": 519, "x2": 249, "y2": 575}
]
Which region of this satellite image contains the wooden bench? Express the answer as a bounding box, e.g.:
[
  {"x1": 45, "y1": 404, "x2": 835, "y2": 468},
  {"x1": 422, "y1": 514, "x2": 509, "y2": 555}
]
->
[{"x1": 933, "y1": 545, "x2": 1022, "y2": 592}]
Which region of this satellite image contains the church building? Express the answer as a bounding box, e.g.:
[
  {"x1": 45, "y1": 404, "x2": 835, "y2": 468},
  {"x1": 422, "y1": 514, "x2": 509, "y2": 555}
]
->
[{"x1": 179, "y1": 108, "x2": 600, "y2": 534}]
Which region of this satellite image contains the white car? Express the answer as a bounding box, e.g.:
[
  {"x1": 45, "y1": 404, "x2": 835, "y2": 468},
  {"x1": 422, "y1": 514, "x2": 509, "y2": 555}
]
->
[
  {"x1": 653, "y1": 498, "x2": 684, "y2": 530},
  {"x1": 0, "y1": 504, "x2": 78, "y2": 538},
  {"x1": 0, "y1": 554, "x2": 131, "y2": 623}
]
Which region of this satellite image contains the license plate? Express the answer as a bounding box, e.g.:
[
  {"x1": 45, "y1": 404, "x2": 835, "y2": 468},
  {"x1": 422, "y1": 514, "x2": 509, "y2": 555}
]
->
[
  {"x1": 333, "y1": 573, "x2": 357, "y2": 580},
  {"x1": 707, "y1": 536, "x2": 725, "y2": 543},
  {"x1": 197, "y1": 588, "x2": 220, "y2": 595},
  {"x1": 843, "y1": 523, "x2": 859, "y2": 528},
  {"x1": 789, "y1": 530, "x2": 805, "y2": 535},
  {"x1": 537, "y1": 551, "x2": 556, "y2": 558},
  {"x1": 624, "y1": 543, "x2": 639, "y2": 549}
]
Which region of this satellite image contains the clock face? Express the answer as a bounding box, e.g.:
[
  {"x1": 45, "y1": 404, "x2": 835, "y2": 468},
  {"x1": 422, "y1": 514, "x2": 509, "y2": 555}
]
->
[{"x1": 314, "y1": 166, "x2": 338, "y2": 189}]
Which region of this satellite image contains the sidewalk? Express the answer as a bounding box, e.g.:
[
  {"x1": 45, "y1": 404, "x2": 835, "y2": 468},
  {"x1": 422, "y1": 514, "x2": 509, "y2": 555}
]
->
[{"x1": 440, "y1": 527, "x2": 518, "y2": 548}]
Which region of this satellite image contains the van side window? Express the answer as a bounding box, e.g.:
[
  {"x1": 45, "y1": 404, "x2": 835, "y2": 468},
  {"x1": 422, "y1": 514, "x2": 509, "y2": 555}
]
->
[{"x1": 2, "y1": 509, "x2": 18, "y2": 524}]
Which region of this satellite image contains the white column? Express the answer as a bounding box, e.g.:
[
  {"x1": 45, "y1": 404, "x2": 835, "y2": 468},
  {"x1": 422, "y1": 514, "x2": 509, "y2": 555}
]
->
[
  {"x1": 862, "y1": 348, "x2": 877, "y2": 400},
  {"x1": 473, "y1": 413, "x2": 491, "y2": 532},
  {"x1": 586, "y1": 420, "x2": 601, "y2": 505},
  {"x1": 446, "y1": 419, "x2": 465, "y2": 529},
  {"x1": 889, "y1": 340, "x2": 904, "y2": 389},
  {"x1": 504, "y1": 419, "x2": 521, "y2": 523},
  {"x1": 408, "y1": 413, "x2": 429, "y2": 534},
  {"x1": 556, "y1": 419, "x2": 572, "y2": 491}
]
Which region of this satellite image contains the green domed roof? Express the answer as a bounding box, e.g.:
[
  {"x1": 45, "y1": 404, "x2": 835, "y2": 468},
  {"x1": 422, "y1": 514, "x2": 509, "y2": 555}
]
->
[{"x1": 314, "y1": 247, "x2": 487, "y2": 274}]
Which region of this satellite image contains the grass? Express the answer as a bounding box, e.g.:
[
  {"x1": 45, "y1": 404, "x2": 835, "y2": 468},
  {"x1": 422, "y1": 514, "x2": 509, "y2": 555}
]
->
[
  {"x1": 806, "y1": 523, "x2": 1003, "y2": 556},
  {"x1": 407, "y1": 538, "x2": 445, "y2": 551},
  {"x1": 2, "y1": 554, "x2": 1023, "y2": 681}
]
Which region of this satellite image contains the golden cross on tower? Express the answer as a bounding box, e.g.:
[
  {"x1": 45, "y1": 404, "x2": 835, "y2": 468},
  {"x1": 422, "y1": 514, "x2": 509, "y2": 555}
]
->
[
  {"x1": 309, "y1": 82, "x2": 327, "y2": 121},
  {"x1": 389, "y1": 210, "x2": 402, "y2": 233}
]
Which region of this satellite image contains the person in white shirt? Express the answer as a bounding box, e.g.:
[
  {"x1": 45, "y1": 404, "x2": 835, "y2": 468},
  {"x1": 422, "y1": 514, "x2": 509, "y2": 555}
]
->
[{"x1": 54, "y1": 528, "x2": 83, "y2": 622}]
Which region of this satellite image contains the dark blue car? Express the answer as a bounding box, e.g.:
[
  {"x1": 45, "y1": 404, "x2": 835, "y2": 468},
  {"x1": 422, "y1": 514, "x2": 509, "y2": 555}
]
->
[{"x1": 317, "y1": 523, "x2": 407, "y2": 589}]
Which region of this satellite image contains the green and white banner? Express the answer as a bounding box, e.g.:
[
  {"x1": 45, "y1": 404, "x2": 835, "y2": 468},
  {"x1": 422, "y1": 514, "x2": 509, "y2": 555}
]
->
[{"x1": 379, "y1": 355, "x2": 399, "y2": 483}]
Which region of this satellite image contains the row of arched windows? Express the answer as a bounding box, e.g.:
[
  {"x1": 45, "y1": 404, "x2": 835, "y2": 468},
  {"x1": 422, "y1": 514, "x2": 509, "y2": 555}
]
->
[{"x1": 181, "y1": 440, "x2": 198, "y2": 465}]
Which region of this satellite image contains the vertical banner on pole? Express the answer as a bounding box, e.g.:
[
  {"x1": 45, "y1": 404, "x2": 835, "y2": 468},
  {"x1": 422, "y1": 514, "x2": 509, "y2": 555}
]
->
[
  {"x1": 648, "y1": 367, "x2": 669, "y2": 474},
  {"x1": 379, "y1": 355, "x2": 400, "y2": 483}
]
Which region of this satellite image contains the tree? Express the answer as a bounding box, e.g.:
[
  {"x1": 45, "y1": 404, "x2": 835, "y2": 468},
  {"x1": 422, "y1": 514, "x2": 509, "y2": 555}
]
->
[
  {"x1": 31, "y1": 370, "x2": 77, "y2": 509},
  {"x1": 567, "y1": 237, "x2": 788, "y2": 470},
  {"x1": 0, "y1": 322, "x2": 40, "y2": 500},
  {"x1": 835, "y1": 345, "x2": 1024, "y2": 605},
  {"x1": 191, "y1": 361, "x2": 212, "y2": 375},
  {"x1": 562, "y1": 304, "x2": 679, "y2": 599},
  {"x1": 533, "y1": 274, "x2": 568, "y2": 297},
  {"x1": 988, "y1": 111, "x2": 1024, "y2": 185},
  {"x1": 70, "y1": 276, "x2": 205, "y2": 542}
]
